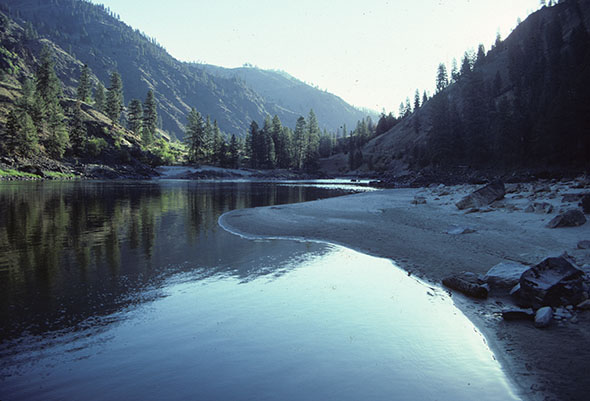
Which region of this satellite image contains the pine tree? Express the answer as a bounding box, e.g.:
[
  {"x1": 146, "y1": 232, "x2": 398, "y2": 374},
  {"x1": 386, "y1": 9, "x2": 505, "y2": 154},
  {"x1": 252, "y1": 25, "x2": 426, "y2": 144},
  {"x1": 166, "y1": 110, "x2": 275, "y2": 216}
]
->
[
  {"x1": 451, "y1": 58, "x2": 459, "y2": 82},
  {"x1": 228, "y1": 134, "x2": 239, "y2": 168},
  {"x1": 304, "y1": 109, "x2": 320, "y2": 171},
  {"x1": 77, "y1": 64, "x2": 92, "y2": 103},
  {"x1": 293, "y1": 116, "x2": 307, "y2": 170},
  {"x1": 94, "y1": 82, "x2": 106, "y2": 112},
  {"x1": 45, "y1": 101, "x2": 69, "y2": 159},
  {"x1": 212, "y1": 120, "x2": 225, "y2": 165},
  {"x1": 18, "y1": 111, "x2": 38, "y2": 158},
  {"x1": 436, "y1": 63, "x2": 448, "y2": 93},
  {"x1": 414, "y1": 89, "x2": 421, "y2": 111},
  {"x1": 106, "y1": 71, "x2": 123, "y2": 123},
  {"x1": 128, "y1": 99, "x2": 143, "y2": 135},
  {"x1": 1, "y1": 109, "x2": 20, "y2": 155},
  {"x1": 475, "y1": 44, "x2": 486, "y2": 67},
  {"x1": 36, "y1": 45, "x2": 62, "y2": 103},
  {"x1": 460, "y1": 52, "x2": 472, "y2": 76},
  {"x1": 422, "y1": 91, "x2": 428, "y2": 106},
  {"x1": 70, "y1": 101, "x2": 87, "y2": 154},
  {"x1": 143, "y1": 89, "x2": 157, "y2": 143},
  {"x1": 184, "y1": 108, "x2": 205, "y2": 163}
]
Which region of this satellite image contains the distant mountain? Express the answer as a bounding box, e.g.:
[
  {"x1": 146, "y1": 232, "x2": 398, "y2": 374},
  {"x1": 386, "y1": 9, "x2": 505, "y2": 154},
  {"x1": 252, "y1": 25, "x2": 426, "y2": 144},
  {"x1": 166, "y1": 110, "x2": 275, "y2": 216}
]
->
[
  {"x1": 0, "y1": 0, "x2": 370, "y2": 139},
  {"x1": 201, "y1": 64, "x2": 376, "y2": 133},
  {"x1": 361, "y1": 0, "x2": 590, "y2": 177}
]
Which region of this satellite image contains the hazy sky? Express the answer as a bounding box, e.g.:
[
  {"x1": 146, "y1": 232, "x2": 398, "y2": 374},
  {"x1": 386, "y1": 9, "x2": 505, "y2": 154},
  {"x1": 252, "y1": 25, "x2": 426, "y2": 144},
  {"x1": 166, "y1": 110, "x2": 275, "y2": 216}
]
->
[{"x1": 91, "y1": 0, "x2": 541, "y2": 113}]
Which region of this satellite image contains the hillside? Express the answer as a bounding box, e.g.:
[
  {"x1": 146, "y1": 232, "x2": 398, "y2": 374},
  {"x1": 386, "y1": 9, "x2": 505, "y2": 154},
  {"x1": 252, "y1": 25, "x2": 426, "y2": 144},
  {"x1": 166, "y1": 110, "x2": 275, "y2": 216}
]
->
[
  {"x1": 361, "y1": 0, "x2": 590, "y2": 180},
  {"x1": 201, "y1": 64, "x2": 376, "y2": 133},
  {"x1": 0, "y1": 0, "x2": 370, "y2": 139}
]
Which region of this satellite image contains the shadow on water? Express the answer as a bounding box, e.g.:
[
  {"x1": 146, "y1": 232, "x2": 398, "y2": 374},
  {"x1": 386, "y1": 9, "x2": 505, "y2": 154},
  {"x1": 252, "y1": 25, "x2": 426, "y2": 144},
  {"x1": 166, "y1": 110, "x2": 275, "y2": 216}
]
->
[{"x1": 0, "y1": 180, "x2": 360, "y2": 343}]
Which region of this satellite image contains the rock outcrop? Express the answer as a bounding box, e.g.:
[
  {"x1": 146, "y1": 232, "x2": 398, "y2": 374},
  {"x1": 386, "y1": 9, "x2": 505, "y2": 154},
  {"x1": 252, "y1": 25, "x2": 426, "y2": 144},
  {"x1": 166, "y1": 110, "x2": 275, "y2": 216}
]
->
[
  {"x1": 456, "y1": 181, "x2": 505, "y2": 210},
  {"x1": 519, "y1": 257, "x2": 585, "y2": 308},
  {"x1": 547, "y1": 209, "x2": 586, "y2": 228}
]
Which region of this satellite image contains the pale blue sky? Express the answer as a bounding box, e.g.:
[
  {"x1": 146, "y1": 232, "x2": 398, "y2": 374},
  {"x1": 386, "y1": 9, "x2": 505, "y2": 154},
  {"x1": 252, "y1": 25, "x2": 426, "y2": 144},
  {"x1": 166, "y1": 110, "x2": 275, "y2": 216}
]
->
[{"x1": 91, "y1": 0, "x2": 541, "y2": 113}]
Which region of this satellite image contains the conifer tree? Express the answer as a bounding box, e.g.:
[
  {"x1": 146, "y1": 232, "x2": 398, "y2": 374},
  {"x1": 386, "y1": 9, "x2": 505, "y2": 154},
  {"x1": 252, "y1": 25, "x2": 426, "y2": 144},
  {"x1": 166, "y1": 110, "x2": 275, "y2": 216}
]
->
[
  {"x1": 143, "y1": 89, "x2": 157, "y2": 143},
  {"x1": 128, "y1": 99, "x2": 143, "y2": 135},
  {"x1": 414, "y1": 89, "x2": 421, "y2": 111},
  {"x1": 106, "y1": 71, "x2": 123, "y2": 123},
  {"x1": 436, "y1": 63, "x2": 448, "y2": 93},
  {"x1": 45, "y1": 101, "x2": 69, "y2": 159},
  {"x1": 1, "y1": 109, "x2": 20, "y2": 155},
  {"x1": 36, "y1": 45, "x2": 62, "y2": 102},
  {"x1": 70, "y1": 101, "x2": 87, "y2": 154},
  {"x1": 18, "y1": 111, "x2": 38, "y2": 158},
  {"x1": 94, "y1": 82, "x2": 106, "y2": 112},
  {"x1": 293, "y1": 116, "x2": 307, "y2": 170},
  {"x1": 228, "y1": 134, "x2": 240, "y2": 168},
  {"x1": 77, "y1": 64, "x2": 92, "y2": 103},
  {"x1": 184, "y1": 108, "x2": 205, "y2": 163}
]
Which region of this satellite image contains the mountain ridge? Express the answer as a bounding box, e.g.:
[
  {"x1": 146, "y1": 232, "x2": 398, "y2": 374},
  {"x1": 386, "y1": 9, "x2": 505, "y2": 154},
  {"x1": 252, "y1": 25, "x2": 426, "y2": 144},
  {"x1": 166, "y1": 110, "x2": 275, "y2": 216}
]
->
[{"x1": 0, "y1": 0, "x2": 370, "y2": 139}]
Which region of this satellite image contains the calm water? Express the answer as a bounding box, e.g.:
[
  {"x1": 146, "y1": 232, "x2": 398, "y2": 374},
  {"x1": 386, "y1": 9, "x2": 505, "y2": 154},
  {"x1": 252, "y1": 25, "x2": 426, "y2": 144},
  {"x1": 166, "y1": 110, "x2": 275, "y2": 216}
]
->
[{"x1": 0, "y1": 180, "x2": 519, "y2": 400}]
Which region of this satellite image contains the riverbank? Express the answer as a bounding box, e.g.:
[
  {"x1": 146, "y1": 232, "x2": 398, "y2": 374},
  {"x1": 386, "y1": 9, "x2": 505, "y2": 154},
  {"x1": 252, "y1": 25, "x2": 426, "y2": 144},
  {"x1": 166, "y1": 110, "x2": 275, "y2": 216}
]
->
[{"x1": 219, "y1": 179, "x2": 590, "y2": 401}]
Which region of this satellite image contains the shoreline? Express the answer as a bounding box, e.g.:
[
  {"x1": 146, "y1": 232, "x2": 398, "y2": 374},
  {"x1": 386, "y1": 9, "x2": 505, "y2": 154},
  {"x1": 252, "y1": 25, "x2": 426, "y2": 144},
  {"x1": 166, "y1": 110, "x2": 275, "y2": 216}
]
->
[{"x1": 219, "y1": 183, "x2": 590, "y2": 401}]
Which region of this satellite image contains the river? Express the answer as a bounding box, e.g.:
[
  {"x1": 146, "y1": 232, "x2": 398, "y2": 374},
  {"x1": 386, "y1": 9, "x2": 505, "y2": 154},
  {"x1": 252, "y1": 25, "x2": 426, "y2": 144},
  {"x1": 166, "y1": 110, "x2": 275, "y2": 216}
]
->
[{"x1": 0, "y1": 180, "x2": 518, "y2": 400}]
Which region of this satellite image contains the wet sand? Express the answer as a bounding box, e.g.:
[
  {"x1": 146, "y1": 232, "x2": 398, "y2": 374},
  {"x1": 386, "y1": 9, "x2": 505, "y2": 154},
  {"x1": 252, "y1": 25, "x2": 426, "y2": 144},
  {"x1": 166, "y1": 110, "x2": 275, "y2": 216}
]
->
[{"x1": 220, "y1": 184, "x2": 590, "y2": 401}]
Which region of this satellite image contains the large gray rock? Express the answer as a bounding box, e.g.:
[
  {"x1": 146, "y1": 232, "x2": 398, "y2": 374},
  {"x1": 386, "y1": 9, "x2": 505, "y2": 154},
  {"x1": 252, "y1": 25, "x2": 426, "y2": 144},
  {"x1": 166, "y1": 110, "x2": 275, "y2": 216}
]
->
[
  {"x1": 456, "y1": 181, "x2": 505, "y2": 210},
  {"x1": 484, "y1": 261, "x2": 530, "y2": 288},
  {"x1": 524, "y1": 202, "x2": 553, "y2": 214},
  {"x1": 442, "y1": 272, "x2": 488, "y2": 299},
  {"x1": 582, "y1": 194, "x2": 590, "y2": 214},
  {"x1": 502, "y1": 308, "x2": 534, "y2": 321},
  {"x1": 547, "y1": 209, "x2": 586, "y2": 228},
  {"x1": 534, "y1": 306, "x2": 553, "y2": 328},
  {"x1": 519, "y1": 257, "x2": 585, "y2": 308}
]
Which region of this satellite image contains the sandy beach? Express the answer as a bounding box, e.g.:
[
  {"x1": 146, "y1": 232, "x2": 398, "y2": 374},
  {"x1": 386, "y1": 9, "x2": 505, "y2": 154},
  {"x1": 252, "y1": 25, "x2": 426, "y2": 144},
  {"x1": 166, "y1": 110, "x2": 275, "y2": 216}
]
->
[{"x1": 220, "y1": 181, "x2": 590, "y2": 401}]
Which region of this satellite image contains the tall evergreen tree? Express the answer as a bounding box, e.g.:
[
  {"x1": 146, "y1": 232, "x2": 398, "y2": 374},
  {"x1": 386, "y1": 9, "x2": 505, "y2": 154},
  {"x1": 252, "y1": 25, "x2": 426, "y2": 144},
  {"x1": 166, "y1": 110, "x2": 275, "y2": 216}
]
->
[
  {"x1": 143, "y1": 89, "x2": 157, "y2": 144},
  {"x1": 128, "y1": 99, "x2": 143, "y2": 135},
  {"x1": 106, "y1": 71, "x2": 123, "y2": 123},
  {"x1": 45, "y1": 101, "x2": 69, "y2": 159},
  {"x1": 184, "y1": 108, "x2": 205, "y2": 163},
  {"x1": 228, "y1": 134, "x2": 240, "y2": 168},
  {"x1": 70, "y1": 101, "x2": 87, "y2": 154},
  {"x1": 293, "y1": 116, "x2": 307, "y2": 170},
  {"x1": 94, "y1": 82, "x2": 106, "y2": 112},
  {"x1": 35, "y1": 45, "x2": 62, "y2": 103},
  {"x1": 414, "y1": 89, "x2": 421, "y2": 111},
  {"x1": 436, "y1": 63, "x2": 448, "y2": 93},
  {"x1": 77, "y1": 64, "x2": 92, "y2": 103}
]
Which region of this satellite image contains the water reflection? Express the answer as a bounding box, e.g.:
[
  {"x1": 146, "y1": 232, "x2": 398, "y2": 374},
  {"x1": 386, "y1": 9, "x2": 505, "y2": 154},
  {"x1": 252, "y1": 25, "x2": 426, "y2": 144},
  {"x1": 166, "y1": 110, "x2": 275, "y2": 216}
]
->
[
  {"x1": 0, "y1": 181, "x2": 358, "y2": 341},
  {"x1": 1, "y1": 245, "x2": 519, "y2": 401}
]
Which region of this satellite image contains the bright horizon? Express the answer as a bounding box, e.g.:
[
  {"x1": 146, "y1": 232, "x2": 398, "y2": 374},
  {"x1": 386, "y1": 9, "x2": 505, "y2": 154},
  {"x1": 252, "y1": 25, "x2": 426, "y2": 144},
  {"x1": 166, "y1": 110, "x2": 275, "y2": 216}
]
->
[{"x1": 90, "y1": 0, "x2": 541, "y2": 114}]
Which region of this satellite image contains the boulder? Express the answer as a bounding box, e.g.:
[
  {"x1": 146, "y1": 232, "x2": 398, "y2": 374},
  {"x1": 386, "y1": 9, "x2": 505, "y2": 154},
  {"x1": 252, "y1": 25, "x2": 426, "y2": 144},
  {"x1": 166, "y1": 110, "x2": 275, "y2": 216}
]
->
[
  {"x1": 582, "y1": 194, "x2": 590, "y2": 214},
  {"x1": 519, "y1": 257, "x2": 585, "y2": 308},
  {"x1": 577, "y1": 299, "x2": 590, "y2": 310},
  {"x1": 456, "y1": 181, "x2": 505, "y2": 210},
  {"x1": 578, "y1": 240, "x2": 590, "y2": 250},
  {"x1": 524, "y1": 202, "x2": 553, "y2": 214},
  {"x1": 411, "y1": 195, "x2": 427, "y2": 205},
  {"x1": 502, "y1": 308, "x2": 534, "y2": 321},
  {"x1": 484, "y1": 261, "x2": 530, "y2": 288},
  {"x1": 546, "y1": 209, "x2": 586, "y2": 228},
  {"x1": 561, "y1": 193, "x2": 584, "y2": 203},
  {"x1": 442, "y1": 272, "x2": 488, "y2": 299},
  {"x1": 446, "y1": 226, "x2": 476, "y2": 235},
  {"x1": 534, "y1": 306, "x2": 553, "y2": 328}
]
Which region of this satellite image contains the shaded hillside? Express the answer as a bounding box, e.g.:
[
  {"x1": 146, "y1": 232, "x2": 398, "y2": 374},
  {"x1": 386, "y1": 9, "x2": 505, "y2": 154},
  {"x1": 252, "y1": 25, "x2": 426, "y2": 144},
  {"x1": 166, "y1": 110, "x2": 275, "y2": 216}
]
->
[
  {"x1": 0, "y1": 0, "x2": 370, "y2": 140},
  {"x1": 0, "y1": 13, "x2": 171, "y2": 178},
  {"x1": 363, "y1": 0, "x2": 590, "y2": 177},
  {"x1": 201, "y1": 64, "x2": 376, "y2": 133}
]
